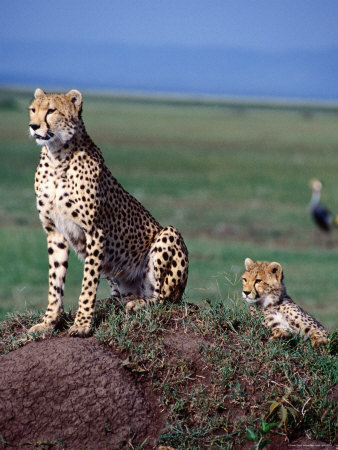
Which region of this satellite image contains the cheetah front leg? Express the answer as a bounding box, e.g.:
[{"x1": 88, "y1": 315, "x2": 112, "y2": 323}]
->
[
  {"x1": 68, "y1": 229, "x2": 104, "y2": 337},
  {"x1": 29, "y1": 230, "x2": 69, "y2": 334}
]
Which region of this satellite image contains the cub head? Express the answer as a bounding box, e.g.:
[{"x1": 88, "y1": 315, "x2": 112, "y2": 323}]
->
[
  {"x1": 241, "y1": 258, "x2": 285, "y2": 307},
  {"x1": 29, "y1": 88, "x2": 82, "y2": 148}
]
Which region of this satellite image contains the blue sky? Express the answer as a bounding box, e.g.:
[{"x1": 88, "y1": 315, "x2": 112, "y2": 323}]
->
[
  {"x1": 1, "y1": 1, "x2": 338, "y2": 99},
  {"x1": 1, "y1": 0, "x2": 338, "y2": 51}
]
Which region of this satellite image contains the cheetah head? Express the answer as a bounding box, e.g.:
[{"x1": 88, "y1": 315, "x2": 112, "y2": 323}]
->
[
  {"x1": 241, "y1": 258, "x2": 285, "y2": 307},
  {"x1": 29, "y1": 88, "x2": 82, "y2": 148}
]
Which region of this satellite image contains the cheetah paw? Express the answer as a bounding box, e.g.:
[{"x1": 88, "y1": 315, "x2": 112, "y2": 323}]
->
[
  {"x1": 68, "y1": 323, "x2": 91, "y2": 337},
  {"x1": 270, "y1": 329, "x2": 291, "y2": 340},
  {"x1": 310, "y1": 337, "x2": 328, "y2": 348},
  {"x1": 125, "y1": 299, "x2": 146, "y2": 313},
  {"x1": 28, "y1": 322, "x2": 54, "y2": 335}
]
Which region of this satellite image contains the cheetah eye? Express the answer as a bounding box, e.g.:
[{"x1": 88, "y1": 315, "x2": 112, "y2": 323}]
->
[
  {"x1": 242, "y1": 277, "x2": 247, "y2": 282},
  {"x1": 30, "y1": 107, "x2": 35, "y2": 113},
  {"x1": 255, "y1": 279, "x2": 262, "y2": 284},
  {"x1": 47, "y1": 108, "x2": 56, "y2": 115}
]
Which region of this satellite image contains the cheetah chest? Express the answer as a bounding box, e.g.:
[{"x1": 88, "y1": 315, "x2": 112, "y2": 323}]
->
[
  {"x1": 36, "y1": 172, "x2": 86, "y2": 254},
  {"x1": 265, "y1": 309, "x2": 291, "y2": 331}
]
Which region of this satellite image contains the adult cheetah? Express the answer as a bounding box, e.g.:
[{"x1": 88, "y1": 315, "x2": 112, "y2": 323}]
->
[{"x1": 28, "y1": 88, "x2": 189, "y2": 336}]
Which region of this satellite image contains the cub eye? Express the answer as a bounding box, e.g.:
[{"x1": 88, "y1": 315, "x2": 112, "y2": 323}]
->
[
  {"x1": 255, "y1": 279, "x2": 262, "y2": 284},
  {"x1": 30, "y1": 108, "x2": 35, "y2": 113},
  {"x1": 47, "y1": 108, "x2": 56, "y2": 115},
  {"x1": 242, "y1": 277, "x2": 247, "y2": 282}
]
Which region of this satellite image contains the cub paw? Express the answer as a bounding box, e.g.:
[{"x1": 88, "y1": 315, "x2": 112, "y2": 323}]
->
[
  {"x1": 68, "y1": 323, "x2": 91, "y2": 337},
  {"x1": 270, "y1": 328, "x2": 291, "y2": 340},
  {"x1": 125, "y1": 299, "x2": 146, "y2": 313},
  {"x1": 28, "y1": 322, "x2": 54, "y2": 335},
  {"x1": 310, "y1": 336, "x2": 328, "y2": 348}
]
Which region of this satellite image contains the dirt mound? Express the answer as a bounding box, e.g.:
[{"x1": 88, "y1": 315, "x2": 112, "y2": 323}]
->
[
  {"x1": 0, "y1": 305, "x2": 335, "y2": 449},
  {"x1": 0, "y1": 337, "x2": 163, "y2": 449}
]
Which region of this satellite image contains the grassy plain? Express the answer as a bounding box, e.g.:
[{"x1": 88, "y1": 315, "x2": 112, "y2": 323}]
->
[{"x1": 0, "y1": 88, "x2": 338, "y2": 330}]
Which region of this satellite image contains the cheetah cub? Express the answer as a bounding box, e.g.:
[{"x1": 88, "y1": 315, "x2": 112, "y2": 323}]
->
[
  {"x1": 28, "y1": 89, "x2": 189, "y2": 336},
  {"x1": 241, "y1": 258, "x2": 328, "y2": 347}
]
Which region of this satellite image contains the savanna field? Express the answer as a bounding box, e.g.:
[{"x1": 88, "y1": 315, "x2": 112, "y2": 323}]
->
[
  {"x1": 1, "y1": 88, "x2": 338, "y2": 329},
  {"x1": 0, "y1": 88, "x2": 337, "y2": 448}
]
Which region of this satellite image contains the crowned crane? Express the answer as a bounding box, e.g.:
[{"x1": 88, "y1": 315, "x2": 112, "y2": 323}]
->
[{"x1": 309, "y1": 179, "x2": 338, "y2": 232}]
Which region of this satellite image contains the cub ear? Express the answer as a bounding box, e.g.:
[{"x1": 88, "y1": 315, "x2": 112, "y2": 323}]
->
[
  {"x1": 244, "y1": 258, "x2": 254, "y2": 270},
  {"x1": 34, "y1": 88, "x2": 45, "y2": 98},
  {"x1": 67, "y1": 89, "x2": 82, "y2": 111},
  {"x1": 268, "y1": 262, "x2": 283, "y2": 280}
]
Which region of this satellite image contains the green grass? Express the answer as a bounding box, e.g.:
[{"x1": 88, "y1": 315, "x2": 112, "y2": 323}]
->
[{"x1": 0, "y1": 88, "x2": 338, "y2": 331}]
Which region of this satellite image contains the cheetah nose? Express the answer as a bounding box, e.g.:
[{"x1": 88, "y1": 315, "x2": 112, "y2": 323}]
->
[
  {"x1": 30, "y1": 123, "x2": 40, "y2": 131},
  {"x1": 243, "y1": 291, "x2": 251, "y2": 296}
]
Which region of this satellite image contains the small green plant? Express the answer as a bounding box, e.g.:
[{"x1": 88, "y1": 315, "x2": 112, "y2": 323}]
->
[
  {"x1": 0, "y1": 434, "x2": 7, "y2": 446},
  {"x1": 267, "y1": 394, "x2": 298, "y2": 432},
  {"x1": 244, "y1": 418, "x2": 277, "y2": 450}
]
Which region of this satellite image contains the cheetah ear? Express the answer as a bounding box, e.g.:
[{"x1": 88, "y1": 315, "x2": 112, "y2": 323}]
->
[
  {"x1": 244, "y1": 258, "x2": 254, "y2": 270},
  {"x1": 67, "y1": 89, "x2": 82, "y2": 111},
  {"x1": 34, "y1": 88, "x2": 45, "y2": 98},
  {"x1": 268, "y1": 262, "x2": 283, "y2": 281}
]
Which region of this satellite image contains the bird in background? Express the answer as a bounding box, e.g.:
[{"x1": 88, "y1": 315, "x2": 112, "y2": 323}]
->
[{"x1": 309, "y1": 179, "x2": 338, "y2": 232}]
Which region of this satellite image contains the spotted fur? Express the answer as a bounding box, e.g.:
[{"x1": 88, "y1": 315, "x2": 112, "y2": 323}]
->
[
  {"x1": 28, "y1": 89, "x2": 189, "y2": 336},
  {"x1": 241, "y1": 258, "x2": 328, "y2": 347}
]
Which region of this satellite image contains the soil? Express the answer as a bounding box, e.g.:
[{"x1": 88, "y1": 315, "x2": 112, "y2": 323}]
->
[{"x1": 0, "y1": 337, "x2": 164, "y2": 449}]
